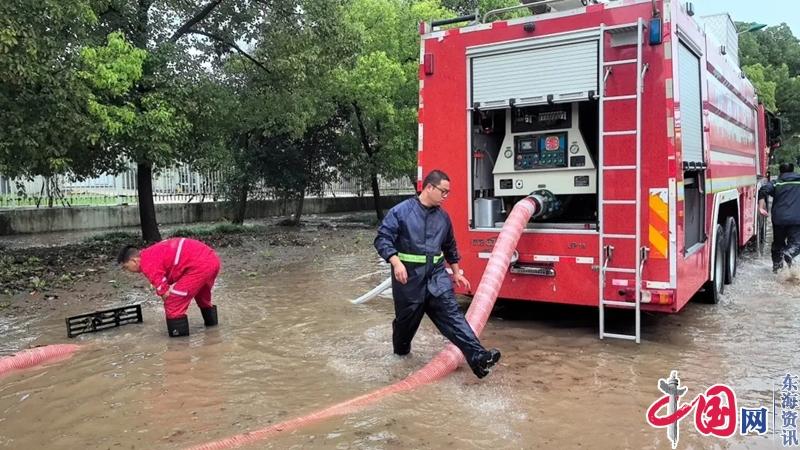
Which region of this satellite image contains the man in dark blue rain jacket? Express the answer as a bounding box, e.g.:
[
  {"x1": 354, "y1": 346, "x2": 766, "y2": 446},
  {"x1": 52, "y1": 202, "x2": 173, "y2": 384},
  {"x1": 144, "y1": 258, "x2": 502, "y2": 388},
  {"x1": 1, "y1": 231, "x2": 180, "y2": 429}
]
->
[
  {"x1": 374, "y1": 169, "x2": 501, "y2": 379},
  {"x1": 759, "y1": 163, "x2": 800, "y2": 272}
]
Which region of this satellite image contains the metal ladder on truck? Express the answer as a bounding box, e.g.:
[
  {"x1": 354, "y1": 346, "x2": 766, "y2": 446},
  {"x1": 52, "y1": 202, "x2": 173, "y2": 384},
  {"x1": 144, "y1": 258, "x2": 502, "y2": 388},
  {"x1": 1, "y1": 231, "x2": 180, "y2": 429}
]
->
[{"x1": 598, "y1": 18, "x2": 648, "y2": 343}]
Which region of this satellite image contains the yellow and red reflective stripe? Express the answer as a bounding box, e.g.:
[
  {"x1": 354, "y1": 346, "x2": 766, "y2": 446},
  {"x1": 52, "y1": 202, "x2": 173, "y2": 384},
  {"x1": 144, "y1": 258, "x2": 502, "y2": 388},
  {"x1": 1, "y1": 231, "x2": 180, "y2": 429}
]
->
[{"x1": 648, "y1": 190, "x2": 669, "y2": 259}]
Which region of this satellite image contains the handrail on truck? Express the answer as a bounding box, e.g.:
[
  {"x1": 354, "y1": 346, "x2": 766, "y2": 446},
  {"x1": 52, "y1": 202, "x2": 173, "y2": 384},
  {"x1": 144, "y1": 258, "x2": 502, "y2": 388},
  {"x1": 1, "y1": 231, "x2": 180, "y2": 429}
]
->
[
  {"x1": 483, "y1": 0, "x2": 597, "y2": 23},
  {"x1": 430, "y1": 13, "x2": 479, "y2": 28}
]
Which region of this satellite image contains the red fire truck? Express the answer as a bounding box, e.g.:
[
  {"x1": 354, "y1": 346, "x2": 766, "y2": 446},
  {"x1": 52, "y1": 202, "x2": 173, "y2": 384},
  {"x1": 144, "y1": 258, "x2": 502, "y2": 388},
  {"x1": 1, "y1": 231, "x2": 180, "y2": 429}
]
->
[{"x1": 417, "y1": 0, "x2": 782, "y2": 341}]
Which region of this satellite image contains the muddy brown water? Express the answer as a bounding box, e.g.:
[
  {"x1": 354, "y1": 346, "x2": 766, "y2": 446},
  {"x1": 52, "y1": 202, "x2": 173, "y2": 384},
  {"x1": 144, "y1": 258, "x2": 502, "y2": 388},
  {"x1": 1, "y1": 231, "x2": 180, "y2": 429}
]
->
[{"x1": 1, "y1": 229, "x2": 797, "y2": 449}]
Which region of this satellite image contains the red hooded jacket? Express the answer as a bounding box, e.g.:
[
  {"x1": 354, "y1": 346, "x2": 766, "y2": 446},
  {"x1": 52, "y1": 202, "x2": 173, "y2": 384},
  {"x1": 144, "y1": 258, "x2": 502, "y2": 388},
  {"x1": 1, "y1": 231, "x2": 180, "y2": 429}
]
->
[{"x1": 139, "y1": 238, "x2": 218, "y2": 297}]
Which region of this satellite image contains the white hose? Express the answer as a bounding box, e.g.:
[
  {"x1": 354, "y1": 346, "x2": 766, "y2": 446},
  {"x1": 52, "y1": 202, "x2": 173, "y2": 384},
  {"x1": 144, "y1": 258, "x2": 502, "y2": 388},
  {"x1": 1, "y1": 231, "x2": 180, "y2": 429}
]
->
[
  {"x1": 350, "y1": 277, "x2": 392, "y2": 304},
  {"x1": 352, "y1": 269, "x2": 386, "y2": 281},
  {"x1": 351, "y1": 266, "x2": 467, "y2": 305}
]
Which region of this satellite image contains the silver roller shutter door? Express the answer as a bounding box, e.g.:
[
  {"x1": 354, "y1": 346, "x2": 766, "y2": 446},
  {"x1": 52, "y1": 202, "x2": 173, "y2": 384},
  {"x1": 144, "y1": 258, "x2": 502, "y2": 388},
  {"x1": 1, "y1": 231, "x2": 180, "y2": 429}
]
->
[
  {"x1": 677, "y1": 42, "x2": 704, "y2": 163},
  {"x1": 471, "y1": 40, "x2": 599, "y2": 108}
]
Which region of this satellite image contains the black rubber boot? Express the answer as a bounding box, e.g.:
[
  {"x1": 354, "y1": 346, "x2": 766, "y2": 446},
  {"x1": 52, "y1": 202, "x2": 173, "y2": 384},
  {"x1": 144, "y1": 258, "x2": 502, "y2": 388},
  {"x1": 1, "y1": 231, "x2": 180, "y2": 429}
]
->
[
  {"x1": 201, "y1": 305, "x2": 218, "y2": 327},
  {"x1": 469, "y1": 348, "x2": 501, "y2": 379},
  {"x1": 166, "y1": 315, "x2": 190, "y2": 337}
]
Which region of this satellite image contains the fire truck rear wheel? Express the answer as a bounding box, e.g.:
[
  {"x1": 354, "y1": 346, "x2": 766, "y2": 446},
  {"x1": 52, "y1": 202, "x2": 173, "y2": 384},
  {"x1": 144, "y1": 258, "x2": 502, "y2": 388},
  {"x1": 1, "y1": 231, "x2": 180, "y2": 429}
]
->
[
  {"x1": 699, "y1": 224, "x2": 726, "y2": 304},
  {"x1": 723, "y1": 217, "x2": 738, "y2": 284}
]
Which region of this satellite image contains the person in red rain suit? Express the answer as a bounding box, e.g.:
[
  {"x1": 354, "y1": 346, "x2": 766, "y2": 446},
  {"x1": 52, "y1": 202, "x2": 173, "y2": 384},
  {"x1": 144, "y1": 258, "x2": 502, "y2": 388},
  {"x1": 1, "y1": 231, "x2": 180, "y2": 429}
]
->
[{"x1": 118, "y1": 238, "x2": 221, "y2": 337}]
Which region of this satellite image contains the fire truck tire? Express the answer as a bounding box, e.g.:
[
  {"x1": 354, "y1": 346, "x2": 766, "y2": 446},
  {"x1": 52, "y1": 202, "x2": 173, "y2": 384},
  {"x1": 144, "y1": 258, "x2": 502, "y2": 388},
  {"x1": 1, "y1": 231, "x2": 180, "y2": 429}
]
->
[
  {"x1": 723, "y1": 217, "x2": 739, "y2": 284},
  {"x1": 699, "y1": 224, "x2": 726, "y2": 304}
]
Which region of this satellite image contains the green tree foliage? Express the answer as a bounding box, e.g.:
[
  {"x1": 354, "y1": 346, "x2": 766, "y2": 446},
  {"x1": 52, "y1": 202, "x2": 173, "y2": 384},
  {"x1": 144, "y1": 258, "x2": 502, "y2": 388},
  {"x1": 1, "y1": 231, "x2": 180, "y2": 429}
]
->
[
  {"x1": 742, "y1": 63, "x2": 777, "y2": 111},
  {"x1": 79, "y1": 33, "x2": 153, "y2": 144},
  {"x1": 80, "y1": 32, "x2": 191, "y2": 171},
  {"x1": 1, "y1": 0, "x2": 250, "y2": 240},
  {"x1": 215, "y1": 0, "x2": 354, "y2": 225},
  {"x1": 440, "y1": 0, "x2": 519, "y2": 17},
  {"x1": 2, "y1": 0, "x2": 531, "y2": 230},
  {"x1": 0, "y1": 0, "x2": 116, "y2": 180},
  {"x1": 258, "y1": 113, "x2": 348, "y2": 225},
  {"x1": 78, "y1": 0, "x2": 270, "y2": 241},
  {"x1": 739, "y1": 24, "x2": 800, "y2": 75},
  {"x1": 336, "y1": 0, "x2": 455, "y2": 220},
  {"x1": 739, "y1": 23, "x2": 800, "y2": 166}
]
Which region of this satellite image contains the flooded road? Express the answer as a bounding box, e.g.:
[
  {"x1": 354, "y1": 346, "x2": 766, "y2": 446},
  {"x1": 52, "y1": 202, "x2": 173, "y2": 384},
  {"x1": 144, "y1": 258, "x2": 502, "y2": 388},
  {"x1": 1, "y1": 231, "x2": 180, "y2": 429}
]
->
[{"x1": 0, "y1": 228, "x2": 796, "y2": 449}]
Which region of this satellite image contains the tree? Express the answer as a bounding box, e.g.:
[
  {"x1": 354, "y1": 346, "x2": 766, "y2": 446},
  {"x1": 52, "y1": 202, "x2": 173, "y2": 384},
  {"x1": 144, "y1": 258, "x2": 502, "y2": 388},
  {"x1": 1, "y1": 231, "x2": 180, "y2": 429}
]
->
[
  {"x1": 739, "y1": 23, "x2": 800, "y2": 167},
  {"x1": 215, "y1": 0, "x2": 354, "y2": 225},
  {"x1": 0, "y1": 0, "x2": 120, "y2": 186},
  {"x1": 739, "y1": 24, "x2": 800, "y2": 75},
  {"x1": 78, "y1": 0, "x2": 274, "y2": 242},
  {"x1": 336, "y1": 0, "x2": 455, "y2": 221},
  {"x1": 743, "y1": 63, "x2": 777, "y2": 111},
  {"x1": 440, "y1": 0, "x2": 518, "y2": 17},
  {"x1": 260, "y1": 113, "x2": 348, "y2": 225},
  {"x1": 80, "y1": 31, "x2": 189, "y2": 242}
]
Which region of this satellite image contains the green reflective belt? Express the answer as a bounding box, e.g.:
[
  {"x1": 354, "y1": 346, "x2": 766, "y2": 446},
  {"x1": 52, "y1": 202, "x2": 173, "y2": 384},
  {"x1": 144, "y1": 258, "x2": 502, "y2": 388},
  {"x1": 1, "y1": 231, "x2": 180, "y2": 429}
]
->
[{"x1": 397, "y1": 252, "x2": 444, "y2": 264}]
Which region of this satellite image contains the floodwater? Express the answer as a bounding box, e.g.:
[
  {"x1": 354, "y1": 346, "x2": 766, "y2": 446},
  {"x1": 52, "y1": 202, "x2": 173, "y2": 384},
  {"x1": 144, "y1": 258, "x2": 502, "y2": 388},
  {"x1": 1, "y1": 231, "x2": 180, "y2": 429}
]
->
[{"x1": 1, "y1": 234, "x2": 798, "y2": 449}]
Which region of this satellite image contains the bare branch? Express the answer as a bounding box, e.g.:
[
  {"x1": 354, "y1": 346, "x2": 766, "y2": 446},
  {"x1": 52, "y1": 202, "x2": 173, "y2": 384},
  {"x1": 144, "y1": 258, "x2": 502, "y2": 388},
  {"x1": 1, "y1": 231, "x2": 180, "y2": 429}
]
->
[
  {"x1": 169, "y1": 0, "x2": 223, "y2": 43},
  {"x1": 184, "y1": 29, "x2": 271, "y2": 74}
]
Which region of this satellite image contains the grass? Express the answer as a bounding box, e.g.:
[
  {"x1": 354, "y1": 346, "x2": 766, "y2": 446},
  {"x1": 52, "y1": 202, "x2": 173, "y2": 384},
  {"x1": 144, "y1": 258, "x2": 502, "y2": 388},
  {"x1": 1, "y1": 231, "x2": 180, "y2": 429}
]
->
[
  {"x1": 168, "y1": 223, "x2": 267, "y2": 237},
  {"x1": 82, "y1": 224, "x2": 266, "y2": 244},
  {"x1": 82, "y1": 231, "x2": 142, "y2": 244},
  {"x1": 338, "y1": 213, "x2": 380, "y2": 227}
]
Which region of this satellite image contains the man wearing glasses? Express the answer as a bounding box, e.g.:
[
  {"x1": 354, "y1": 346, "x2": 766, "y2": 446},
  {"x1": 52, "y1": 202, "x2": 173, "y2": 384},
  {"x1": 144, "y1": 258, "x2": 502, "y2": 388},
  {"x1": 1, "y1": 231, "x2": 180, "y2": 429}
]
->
[{"x1": 374, "y1": 169, "x2": 501, "y2": 378}]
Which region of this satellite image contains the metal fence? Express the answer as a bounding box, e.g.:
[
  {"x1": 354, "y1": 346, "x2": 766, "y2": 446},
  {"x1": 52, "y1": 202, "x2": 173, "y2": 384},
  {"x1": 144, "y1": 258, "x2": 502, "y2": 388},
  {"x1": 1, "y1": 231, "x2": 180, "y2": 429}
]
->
[{"x1": 0, "y1": 165, "x2": 414, "y2": 209}]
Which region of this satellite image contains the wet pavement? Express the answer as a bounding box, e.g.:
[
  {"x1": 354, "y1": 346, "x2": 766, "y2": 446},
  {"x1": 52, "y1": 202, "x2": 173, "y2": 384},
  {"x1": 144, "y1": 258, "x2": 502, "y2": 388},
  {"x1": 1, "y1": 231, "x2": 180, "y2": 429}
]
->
[{"x1": 0, "y1": 229, "x2": 796, "y2": 449}]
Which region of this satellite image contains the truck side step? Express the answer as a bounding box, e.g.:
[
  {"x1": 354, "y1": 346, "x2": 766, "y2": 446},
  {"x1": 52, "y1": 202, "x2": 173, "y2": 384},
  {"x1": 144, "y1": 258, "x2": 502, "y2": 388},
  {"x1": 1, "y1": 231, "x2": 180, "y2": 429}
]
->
[
  {"x1": 602, "y1": 300, "x2": 636, "y2": 308},
  {"x1": 601, "y1": 332, "x2": 637, "y2": 341},
  {"x1": 603, "y1": 165, "x2": 637, "y2": 170},
  {"x1": 603, "y1": 96, "x2": 637, "y2": 103},
  {"x1": 603, "y1": 58, "x2": 638, "y2": 66},
  {"x1": 603, "y1": 200, "x2": 636, "y2": 205}
]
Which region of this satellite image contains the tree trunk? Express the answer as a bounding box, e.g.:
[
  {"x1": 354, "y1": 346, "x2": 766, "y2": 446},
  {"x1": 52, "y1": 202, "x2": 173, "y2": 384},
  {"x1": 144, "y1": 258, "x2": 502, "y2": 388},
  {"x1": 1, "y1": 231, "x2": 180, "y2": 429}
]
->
[
  {"x1": 231, "y1": 181, "x2": 249, "y2": 225},
  {"x1": 292, "y1": 189, "x2": 305, "y2": 225},
  {"x1": 408, "y1": 173, "x2": 418, "y2": 193},
  {"x1": 370, "y1": 170, "x2": 383, "y2": 221},
  {"x1": 137, "y1": 162, "x2": 162, "y2": 242},
  {"x1": 352, "y1": 102, "x2": 384, "y2": 221},
  {"x1": 130, "y1": 2, "x2": 160, "y2": 243},
  {"x1": 46, "y1": 178, "x2": 53, "y2": 208},
  {"x1": 36, "y1": 182, "x2": 45, "y2": 208}
]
